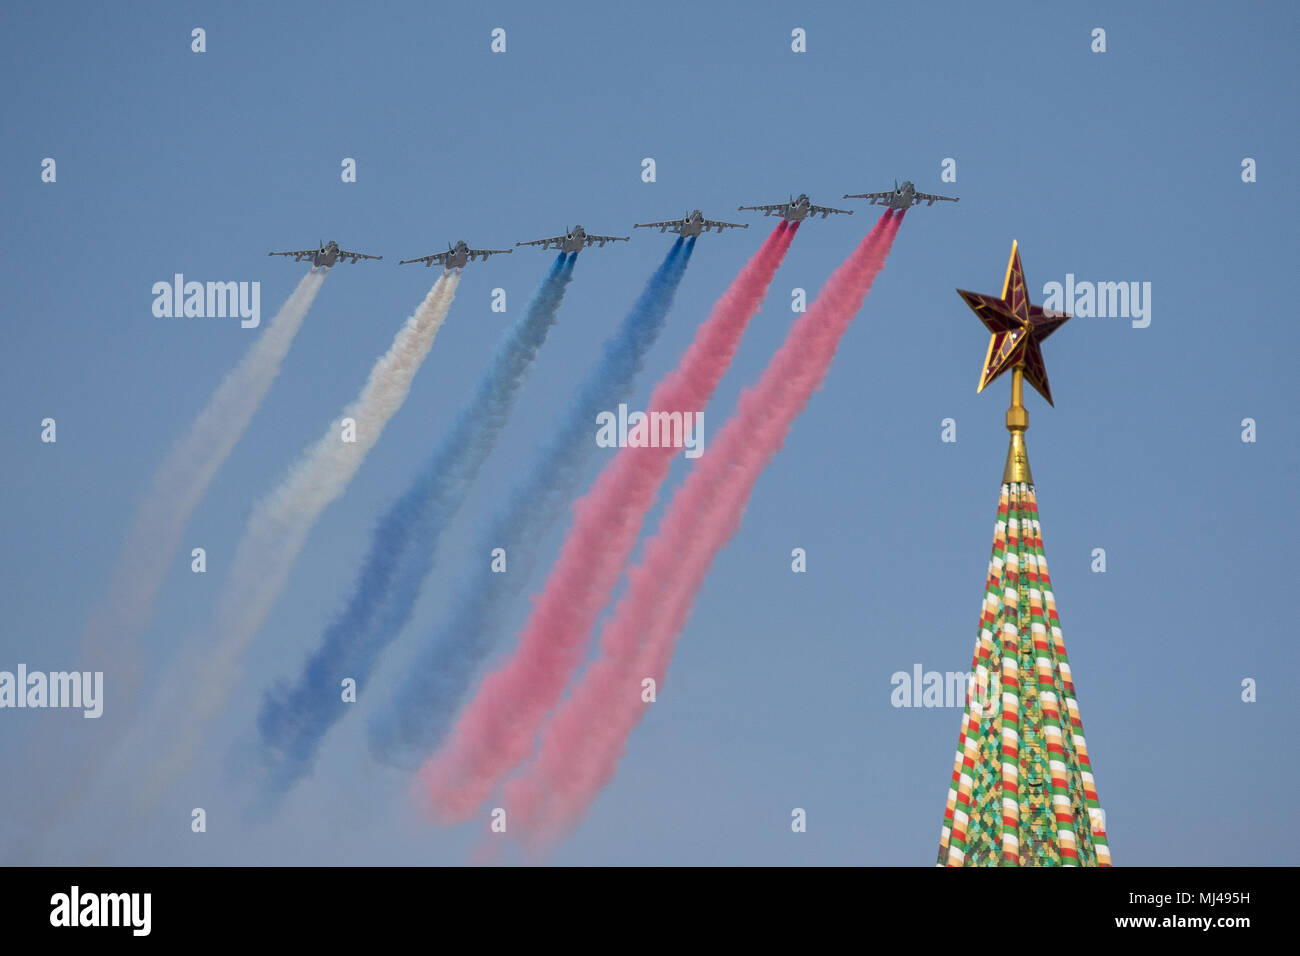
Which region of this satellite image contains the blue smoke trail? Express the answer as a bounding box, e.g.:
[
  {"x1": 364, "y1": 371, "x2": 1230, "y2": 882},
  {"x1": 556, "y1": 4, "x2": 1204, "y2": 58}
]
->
[
  {"x1": 254, "y1": 253, "x2": 576, "y2": 795},
  {"x1": 368, "y1": 237, "x2": 695, "y2": 769}
]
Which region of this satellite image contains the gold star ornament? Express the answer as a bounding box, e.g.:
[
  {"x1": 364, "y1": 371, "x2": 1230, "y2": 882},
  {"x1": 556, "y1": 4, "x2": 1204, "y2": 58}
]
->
[{"x1": 957, "y1": 240, "x2": 1070, "y2": 406}]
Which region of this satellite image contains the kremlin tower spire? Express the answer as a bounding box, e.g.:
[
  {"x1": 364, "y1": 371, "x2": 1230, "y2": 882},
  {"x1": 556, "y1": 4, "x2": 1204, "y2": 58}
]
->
[{"x1": 937, "y1": 242, "x2": 1112, "y2": 867}]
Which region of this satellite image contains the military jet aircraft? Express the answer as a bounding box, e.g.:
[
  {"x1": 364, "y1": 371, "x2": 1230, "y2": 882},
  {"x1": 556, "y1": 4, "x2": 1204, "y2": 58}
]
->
[
  {"x1": 399, "y1": 240, "x2": 513, "y2": 269},
  {"x1": 737, "y1": 193, "x2": 853, "y2": 222},
  {"x1": 634, "y1": 209, "x2": 749, "y2": 237},
  {"x1": 516, "y1": 225, "x2": 630, "y2": 254},
  {"x1": 844, "y1": 179, "x2": 959, "y2": 209},
  {"x1": 268, "y1": 240, "x2": 382, "y2": 268}
]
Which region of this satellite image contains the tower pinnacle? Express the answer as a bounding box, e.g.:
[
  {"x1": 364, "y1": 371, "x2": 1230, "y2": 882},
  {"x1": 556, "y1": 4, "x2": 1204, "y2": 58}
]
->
[{"x1": 938, "y1": 242, "x2": 1110, "y2": 866}]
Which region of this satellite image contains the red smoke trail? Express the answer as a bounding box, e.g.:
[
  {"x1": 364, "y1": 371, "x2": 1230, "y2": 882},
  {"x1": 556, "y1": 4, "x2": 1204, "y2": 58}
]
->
[
  {"x1": 419, "y1": 222, "x2": 798, "y2": 821},
  {"x1": 507, "y1": 211, "x2": 904, "y2": 841}
]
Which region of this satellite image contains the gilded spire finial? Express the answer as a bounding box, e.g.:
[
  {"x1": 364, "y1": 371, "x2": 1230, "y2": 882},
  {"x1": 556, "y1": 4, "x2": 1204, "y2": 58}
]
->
[
  {"x1": 1004, "y1": 366, "x2": 1032, "y2": 483},
  {"x1": 955, "y1": 240, "x2": 1070, "y2": 484}
]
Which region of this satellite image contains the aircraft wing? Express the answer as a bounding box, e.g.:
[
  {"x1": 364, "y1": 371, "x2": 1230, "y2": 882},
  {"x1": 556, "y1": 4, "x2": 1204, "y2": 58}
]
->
[
  {"x1": 583, "y1": 234, "x2": 630, "y2": 248},
  {"x1": 467, "y1": 248, "x2": 513, "y2": 261},
  {"x1": 633, "y1": 220, "x2": 682, "y2": 233},
  {"x1": 913, "y1": 191, "x2": 959, "y2": 206},
  {"x1": 703, "y1": 218, "x2": 749, "y2": 232},
  {"x1": 337, "y1": 249, "x2": 383, "y2": 263},
  {"x1": 809, "y1": 203, "x2": 854, "y2": 218},
  {"x1": 268, "y1": 250, "x2": 316, "y2": 260},
  {"x1": 737, "y1": 203, "x2": 786, "y2": 217},
  {"x1": 517, "y1": 236, "x2": 565, "y2": 250},
  {"x1": 843, "y1": 191, "x2": 894, "y2": 205},
  {"x1": 398, "y1": 251, "x2": 452, "y2": 267}
]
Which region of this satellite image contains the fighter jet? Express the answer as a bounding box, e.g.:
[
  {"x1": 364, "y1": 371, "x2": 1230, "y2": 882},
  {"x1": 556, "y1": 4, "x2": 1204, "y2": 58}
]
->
[
  {"x1": 737, "y1": 193, "x2": 853, "y2": 222},
  {"x1": 516, "y1": 225, "x2": 630, "y2": 254},
  {"x1": 843, "y1": 179, "x2": 959, "y2": 209},
  {"x1": 399, "y1": 240, "x2": 513, "y2": 269},
  {"x1": 634, "y1": 209, "x2": 749, "y2": 237},
  {"x1": 267, "y1": 240, "x2": 382, "y2": 269}
]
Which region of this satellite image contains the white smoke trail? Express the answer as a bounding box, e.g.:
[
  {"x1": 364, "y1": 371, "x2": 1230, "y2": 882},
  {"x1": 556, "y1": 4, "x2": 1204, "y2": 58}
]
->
[
  {"x1": 3, "y1": 270, "x2": 326, "y2": 863},
  {"x1": 82, "y1": 271, "x2": 461, "y2": 851},
  {"x1": 86, "y1": 269, "x2": 327, "y2": 688}
]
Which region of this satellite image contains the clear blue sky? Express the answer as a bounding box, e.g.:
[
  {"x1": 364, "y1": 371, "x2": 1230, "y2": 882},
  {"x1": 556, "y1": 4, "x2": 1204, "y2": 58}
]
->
[{"x1": 2, "y1": 0, "x2": 1295, "y2": 865}]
